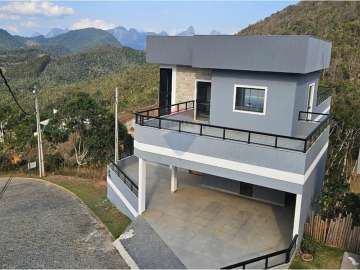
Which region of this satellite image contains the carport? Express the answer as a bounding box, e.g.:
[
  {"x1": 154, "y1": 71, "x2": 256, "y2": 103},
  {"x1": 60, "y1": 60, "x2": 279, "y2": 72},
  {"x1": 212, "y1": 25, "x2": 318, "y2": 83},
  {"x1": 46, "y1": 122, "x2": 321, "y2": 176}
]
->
[{"x1": 118, "y1": 157, "x2": 295, "y2": 269}]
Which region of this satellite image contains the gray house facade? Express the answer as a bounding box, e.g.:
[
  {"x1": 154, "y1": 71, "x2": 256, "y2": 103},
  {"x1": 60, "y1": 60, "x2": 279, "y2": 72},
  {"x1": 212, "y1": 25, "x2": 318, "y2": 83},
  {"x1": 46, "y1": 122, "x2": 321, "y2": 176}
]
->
[{"x1": 107, "y1": 35, "x2": 332, "y2": 267}]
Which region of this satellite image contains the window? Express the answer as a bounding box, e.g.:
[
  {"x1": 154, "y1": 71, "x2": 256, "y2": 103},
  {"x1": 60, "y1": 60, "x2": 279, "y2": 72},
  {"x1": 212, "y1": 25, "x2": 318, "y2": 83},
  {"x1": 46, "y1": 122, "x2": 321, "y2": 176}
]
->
[{"x1": 233, "y1": 85, "x2": 267, "y2": 114}]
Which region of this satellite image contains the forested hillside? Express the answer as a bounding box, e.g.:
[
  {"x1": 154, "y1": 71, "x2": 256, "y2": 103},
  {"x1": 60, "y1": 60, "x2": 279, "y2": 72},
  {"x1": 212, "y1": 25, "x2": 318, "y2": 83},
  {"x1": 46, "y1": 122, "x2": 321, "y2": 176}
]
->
[
  {"x1": 0, "y1": 34, "x2": 157, "y2": 172},
  {"x1": 40, "y1": 46, "x2": 145, "y2": 85},
  {"x1": 0, "y1": 28, "x2": 122, "y2": 54},
  {"x1": 0, "y1": 46, "x2": 158, "y2": 118},
  {"x1": 238, "y1": 1, "x2": 360, "y2": 85},
  {"x1": 239, "y1": 1, "x2": 360, "y2": 220}
]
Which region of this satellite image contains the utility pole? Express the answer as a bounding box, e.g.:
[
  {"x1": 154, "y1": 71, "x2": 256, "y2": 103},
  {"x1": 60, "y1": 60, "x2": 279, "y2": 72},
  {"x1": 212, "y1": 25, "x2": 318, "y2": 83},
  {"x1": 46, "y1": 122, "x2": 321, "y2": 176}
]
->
[
  {"x1": 34, "y1": 87, "x2": 45, "y2": 177},
  {"x1": 114, "y1": 87, "x2": 119, "y2": 163}
]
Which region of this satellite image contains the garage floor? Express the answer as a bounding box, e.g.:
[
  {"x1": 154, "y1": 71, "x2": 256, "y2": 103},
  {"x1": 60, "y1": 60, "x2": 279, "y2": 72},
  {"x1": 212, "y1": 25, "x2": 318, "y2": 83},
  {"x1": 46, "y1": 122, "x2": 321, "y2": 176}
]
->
[{"x1": 120, "y1": 158, "x2": 295, "y2": 269}]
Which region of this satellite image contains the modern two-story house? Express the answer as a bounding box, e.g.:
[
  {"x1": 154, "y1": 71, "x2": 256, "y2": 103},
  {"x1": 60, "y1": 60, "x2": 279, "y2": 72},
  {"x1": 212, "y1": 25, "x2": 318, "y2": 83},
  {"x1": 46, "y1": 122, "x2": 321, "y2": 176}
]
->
[{"x1": 107, "y1": 35, "x2": 332, "y2": 268}]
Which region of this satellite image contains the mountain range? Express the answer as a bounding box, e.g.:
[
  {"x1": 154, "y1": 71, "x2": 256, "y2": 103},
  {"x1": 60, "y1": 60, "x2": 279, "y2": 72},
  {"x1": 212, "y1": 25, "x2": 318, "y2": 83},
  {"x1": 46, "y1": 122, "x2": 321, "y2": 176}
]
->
[
  {"x1": 1, "y1": 25, "x2": 222, "y2": 53},
  {"x1": 0, "y1": 28, "x2": 121, "y2": 55}
]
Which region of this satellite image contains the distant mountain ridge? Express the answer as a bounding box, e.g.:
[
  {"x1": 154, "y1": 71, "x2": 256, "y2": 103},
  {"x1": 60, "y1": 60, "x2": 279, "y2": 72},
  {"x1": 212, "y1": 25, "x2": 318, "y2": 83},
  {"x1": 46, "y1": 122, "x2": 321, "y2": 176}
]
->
[
  {"x1": 0, "y1": 28, "x2": 121, "y2": 55},
  {"x1": 177, "y1": 26, "x2": 195, "y2": 36},
  {"x1": 0, "y1": 29, "x2": 24, "y2": 50},
  {"x1": 108, "y1": 25, "x2": 223, "y2": 50},
  {"x1": 46, "y1": 28, "x2": 69, "y2": 38},
  {"x1": 108, "y1": 26, "x2": 167, "y2": 50},
  {"x1": 0, "y1": 25, "x2": 224, "y2": 53}
]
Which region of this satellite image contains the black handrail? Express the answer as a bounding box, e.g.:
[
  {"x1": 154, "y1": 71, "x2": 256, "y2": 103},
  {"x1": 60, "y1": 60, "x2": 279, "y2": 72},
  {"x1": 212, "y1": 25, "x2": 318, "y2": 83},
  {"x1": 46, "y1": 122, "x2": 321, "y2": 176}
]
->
[
  {"x1": 221, "y1": 234, "x2": 298, "y2": 269},
  {"x1": 316, "y1": 86, "x2": 331, "y2": 106},
  {"x1": 135, "y1": 100, "x2": 330, "y2": 153},
  {"x1": 298, "y1": 111, "x2": 331, "y2": 152},
  {"x1": 108, "y1": 160, "x2": 138, "y2": 196}
]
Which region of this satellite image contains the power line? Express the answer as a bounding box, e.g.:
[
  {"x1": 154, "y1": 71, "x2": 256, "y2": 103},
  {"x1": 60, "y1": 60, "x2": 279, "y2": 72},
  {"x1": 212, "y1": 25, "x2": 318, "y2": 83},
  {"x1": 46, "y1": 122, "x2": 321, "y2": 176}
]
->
[{"x1": 0, "y1": 68, "x2": 30, "y2": 115}]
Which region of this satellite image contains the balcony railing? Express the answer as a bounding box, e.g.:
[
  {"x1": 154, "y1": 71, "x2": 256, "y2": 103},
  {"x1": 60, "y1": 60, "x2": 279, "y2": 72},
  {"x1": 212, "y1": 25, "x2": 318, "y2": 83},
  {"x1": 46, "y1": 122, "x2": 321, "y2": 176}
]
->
[
  {"x1": 221, "y1": 235, "x2": 298, "y2": 269},
  {"x1": 135, "y1": 100, "x2": 330, "y2": 153},
  {"x1": 109, "y1": 160, "x2": 138, "y2": 196},
  {"x1": 317, "y1": 86, "x2": 332, "y2": 105}
]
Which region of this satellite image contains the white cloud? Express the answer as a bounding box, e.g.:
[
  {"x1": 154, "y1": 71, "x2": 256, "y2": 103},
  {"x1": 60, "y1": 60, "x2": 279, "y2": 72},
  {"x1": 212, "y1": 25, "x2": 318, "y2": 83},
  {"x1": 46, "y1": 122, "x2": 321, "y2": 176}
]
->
[
  {"x1": 0, "y1": 1, "x2": 74, "y2": 17},
  {"x1": 71, "y1": 18, "x2": 114, "y2": 30}
]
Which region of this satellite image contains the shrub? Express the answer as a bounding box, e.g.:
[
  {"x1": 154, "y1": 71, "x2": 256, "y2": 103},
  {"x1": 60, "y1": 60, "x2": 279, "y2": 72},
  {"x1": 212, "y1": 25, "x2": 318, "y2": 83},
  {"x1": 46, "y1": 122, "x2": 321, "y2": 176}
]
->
[
  {"x1": 301, "y1": 235, "x2": 319, "y2": 255},
  {"x1": 45, "y1": 153, "x2": 64, "y2": 172}
]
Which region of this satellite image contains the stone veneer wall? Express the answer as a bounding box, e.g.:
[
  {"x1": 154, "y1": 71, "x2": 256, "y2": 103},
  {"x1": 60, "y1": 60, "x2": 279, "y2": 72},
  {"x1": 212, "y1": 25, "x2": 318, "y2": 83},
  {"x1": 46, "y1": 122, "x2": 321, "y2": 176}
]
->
[{"x1": 175, "y1": 66, "x2": 212, "y2": 103}]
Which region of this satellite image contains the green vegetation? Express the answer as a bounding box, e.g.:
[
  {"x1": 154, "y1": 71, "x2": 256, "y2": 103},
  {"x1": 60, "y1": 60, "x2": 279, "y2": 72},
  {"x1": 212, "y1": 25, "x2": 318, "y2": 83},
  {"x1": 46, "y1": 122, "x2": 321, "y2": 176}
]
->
[
  {"x1": 238, "y1": 0, "x2": 360, "y2": 226},
  {"x1": 300, "y1": 235, "x2": 320, "y2": 255},
  {"x1": 40, "y1": 46, "x2": 145, "y2": 85},
  {"x1": 0, "y1": 28, "x2": 121, "y2": 54},
  {"x1": 238, "y1": 2, "x2": 360, "y2": 85},
  {"x1": 290, "y1": 244, "x2": 343, "y2": 269},
  {"x1": 0, "y1": 29, "x2": 23, "y2": 50},
  {"x1": 43, "y1": 28, "x2": 121, "y2": 53},
  {"x1": 0, "y1": 37, "x2": 158, "y2": 173},
  {"x1": 45, "y1": 174, "x2": 130, "y2": 238}
]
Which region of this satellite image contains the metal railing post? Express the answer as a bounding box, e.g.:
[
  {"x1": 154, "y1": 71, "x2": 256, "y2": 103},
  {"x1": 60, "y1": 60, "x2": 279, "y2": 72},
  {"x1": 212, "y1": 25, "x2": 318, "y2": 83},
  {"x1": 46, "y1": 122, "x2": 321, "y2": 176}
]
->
[{"x1": 285, "y1": 250, "x2": 290, "y2": 263}]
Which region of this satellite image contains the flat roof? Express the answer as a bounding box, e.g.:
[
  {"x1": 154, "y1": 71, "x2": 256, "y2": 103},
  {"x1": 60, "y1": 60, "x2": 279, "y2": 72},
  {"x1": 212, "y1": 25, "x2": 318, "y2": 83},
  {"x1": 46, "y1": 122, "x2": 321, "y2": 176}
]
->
[{"x1": 146, "y1": 35, "x2": 332, "y2": 74}]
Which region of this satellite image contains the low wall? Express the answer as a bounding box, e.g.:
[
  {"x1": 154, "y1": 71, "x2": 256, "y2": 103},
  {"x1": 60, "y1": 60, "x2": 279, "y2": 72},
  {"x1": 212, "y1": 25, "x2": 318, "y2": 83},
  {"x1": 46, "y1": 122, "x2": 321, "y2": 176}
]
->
[{"x1": 107, "y1": 166, "x2": 138, "y2": 220}]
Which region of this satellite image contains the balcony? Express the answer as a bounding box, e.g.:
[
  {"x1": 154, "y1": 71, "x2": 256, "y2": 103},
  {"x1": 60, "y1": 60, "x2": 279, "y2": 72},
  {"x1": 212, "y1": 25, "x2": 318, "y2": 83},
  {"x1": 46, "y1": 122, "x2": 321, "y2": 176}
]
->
[
  {"x1": 133, "y1": 100, "x2": 330, "y2": 193},
  {"x1": 135, "y1": 100, "x2": 330, "y2": 153}
]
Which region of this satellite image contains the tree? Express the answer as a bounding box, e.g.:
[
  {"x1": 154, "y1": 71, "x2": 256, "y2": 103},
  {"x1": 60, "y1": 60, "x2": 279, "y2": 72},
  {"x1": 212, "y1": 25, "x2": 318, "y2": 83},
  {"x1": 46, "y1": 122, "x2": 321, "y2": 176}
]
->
[
  {"x1": 319, "y1": 80, "x2": 360, "y2": 219},
  {"x1": 43, "y1": 92, "x2": 129, "y2": 164}
]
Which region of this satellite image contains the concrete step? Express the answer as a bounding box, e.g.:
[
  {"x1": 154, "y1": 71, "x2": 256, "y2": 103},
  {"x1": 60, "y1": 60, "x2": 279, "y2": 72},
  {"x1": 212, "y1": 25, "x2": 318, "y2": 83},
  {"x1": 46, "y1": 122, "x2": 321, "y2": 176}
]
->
[{"x1": 115, "y1": 216, "x2": 186, "y2": 269}]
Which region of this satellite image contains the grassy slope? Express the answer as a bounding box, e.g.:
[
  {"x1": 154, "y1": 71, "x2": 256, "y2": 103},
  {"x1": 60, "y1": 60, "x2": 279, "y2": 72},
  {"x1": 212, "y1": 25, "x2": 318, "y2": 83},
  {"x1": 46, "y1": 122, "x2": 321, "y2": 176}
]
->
[
  {"x1": 0, "y1": 46, "x2": 158, "y2": 114},
  {"x1": 37, "y1": 63, "x2": 159, "y2": 112},
  {"x1": 40, "y1": 46, "x2": 145, "y2": 85},
  {"x1": 290, "y1": 245, "x2": 344, "y2": 269},
  {"x1": 45, "y1": 174, "x2": 130, "y2": 238}
]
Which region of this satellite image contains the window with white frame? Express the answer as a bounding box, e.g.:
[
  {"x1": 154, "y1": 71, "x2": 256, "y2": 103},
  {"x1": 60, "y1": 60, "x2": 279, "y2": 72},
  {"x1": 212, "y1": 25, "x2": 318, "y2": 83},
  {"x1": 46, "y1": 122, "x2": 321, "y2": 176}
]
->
[{"x1": 234, "y1": 85, "x2": 267, "y2": 114}]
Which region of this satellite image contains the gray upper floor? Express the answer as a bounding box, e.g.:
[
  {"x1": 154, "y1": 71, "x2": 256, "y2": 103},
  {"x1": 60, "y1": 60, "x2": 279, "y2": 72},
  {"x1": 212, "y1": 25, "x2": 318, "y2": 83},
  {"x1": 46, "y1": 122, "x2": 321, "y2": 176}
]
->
[
  {"x1": 145, "y1": 35, "x2": 332, "y2": 137},
  {"x1": 146, "y1": 35, "x2": 332, "y2": 74}
]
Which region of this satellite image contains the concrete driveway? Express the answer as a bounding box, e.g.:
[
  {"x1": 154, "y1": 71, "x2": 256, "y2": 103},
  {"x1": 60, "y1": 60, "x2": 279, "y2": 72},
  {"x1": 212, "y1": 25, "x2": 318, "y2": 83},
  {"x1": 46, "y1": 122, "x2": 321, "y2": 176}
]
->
[
  {"x1": 0, "y1": 177, "x2": 128, "y2": 269},
  {"x1": 120, "y1": 159, "x2": 294, "y2": 268}
]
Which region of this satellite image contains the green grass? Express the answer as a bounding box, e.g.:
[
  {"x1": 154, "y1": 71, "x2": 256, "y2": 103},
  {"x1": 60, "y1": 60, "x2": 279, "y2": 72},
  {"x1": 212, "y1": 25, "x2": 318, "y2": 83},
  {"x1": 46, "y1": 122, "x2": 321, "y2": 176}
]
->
[
  {"x1": 290, "y1": 244, "x2": 344, "y2": 269},
  {"x1": 45, "y1": 174, "x2": 131, "y2": 238}
]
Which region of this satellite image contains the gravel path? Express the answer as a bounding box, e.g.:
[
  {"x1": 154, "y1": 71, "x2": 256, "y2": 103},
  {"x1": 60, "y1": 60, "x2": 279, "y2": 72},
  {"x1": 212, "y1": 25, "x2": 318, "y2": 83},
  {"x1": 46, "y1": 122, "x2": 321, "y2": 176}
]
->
[{"x1": 0, "y1": 177, "x2": 128, "y2": 269}]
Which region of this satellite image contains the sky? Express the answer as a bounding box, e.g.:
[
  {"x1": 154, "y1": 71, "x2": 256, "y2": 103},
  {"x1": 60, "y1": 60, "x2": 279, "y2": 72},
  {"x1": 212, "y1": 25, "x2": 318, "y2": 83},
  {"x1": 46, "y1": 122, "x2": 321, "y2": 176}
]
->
[{"x1": 0, "y1": 1, "x2": 297, "y2": 37}]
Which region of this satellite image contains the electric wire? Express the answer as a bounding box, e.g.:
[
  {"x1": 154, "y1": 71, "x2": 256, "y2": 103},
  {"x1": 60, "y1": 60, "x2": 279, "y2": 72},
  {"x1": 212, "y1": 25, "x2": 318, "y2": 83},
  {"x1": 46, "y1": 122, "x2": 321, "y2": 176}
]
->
[{"x1": 0, "y1": 68, "x2": 30, "y2": 115}]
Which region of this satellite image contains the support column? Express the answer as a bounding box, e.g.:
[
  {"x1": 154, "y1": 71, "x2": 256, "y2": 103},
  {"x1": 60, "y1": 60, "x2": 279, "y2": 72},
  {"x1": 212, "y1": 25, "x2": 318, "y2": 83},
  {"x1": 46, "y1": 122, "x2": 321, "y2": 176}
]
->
[
  {"x1": 138, "y1": 158, "x2": 147, "y2": 214},
  {"x1": 170, "y1": 165, "x2": 178, "y2": 193},
  {"x1": 292, "y1": 193, "x2": 302, "y2": 237}
]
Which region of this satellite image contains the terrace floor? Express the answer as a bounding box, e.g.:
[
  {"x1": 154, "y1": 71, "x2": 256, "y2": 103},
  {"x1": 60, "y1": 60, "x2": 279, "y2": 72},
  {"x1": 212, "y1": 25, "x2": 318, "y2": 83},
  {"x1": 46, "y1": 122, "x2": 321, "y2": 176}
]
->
[
  {"x1": 119, "y1": 157, "x2": 294, "y2": 268},
  {"x1": 144, "y1": 109, "x2": 309, "y2": 151}
]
